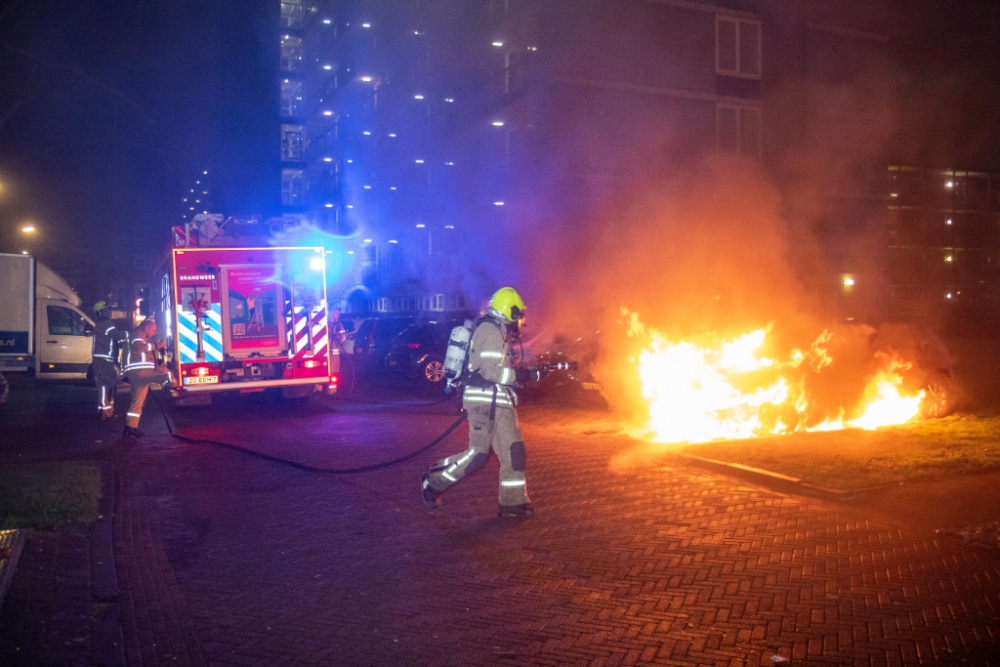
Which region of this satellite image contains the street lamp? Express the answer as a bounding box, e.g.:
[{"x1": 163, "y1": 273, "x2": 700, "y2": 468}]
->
[{"x1": 21, "y1": 223, "x2": 36, "y2": 234}]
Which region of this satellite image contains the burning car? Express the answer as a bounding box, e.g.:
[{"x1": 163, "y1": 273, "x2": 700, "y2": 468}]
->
[{"x1": 624, "y1": 311, "x2": 957, "y2": 444}]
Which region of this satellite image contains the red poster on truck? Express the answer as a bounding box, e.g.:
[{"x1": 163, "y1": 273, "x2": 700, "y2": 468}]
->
[{"x1": 221, "y1": 264, "x2": 284, "y2": 352}]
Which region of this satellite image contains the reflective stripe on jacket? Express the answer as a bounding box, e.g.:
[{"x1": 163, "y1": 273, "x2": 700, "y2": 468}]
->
[
  {"x1": 462, "y1": 317, "x2": 517, "y2": 409},
  {"x1": 123, "y1": 335, "x2": 157, "y2": 372},
  {"x1": 92, "y1": 317, "x2": 127, "y2": 362}
]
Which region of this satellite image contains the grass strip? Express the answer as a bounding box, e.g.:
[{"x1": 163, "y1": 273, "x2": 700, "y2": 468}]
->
[
  {"x1": 677, "y1": 414, "x2": 1000, "y2": 490},
  {"x1": 0, "y1": 462, "x2": 102, "y2": 529}
]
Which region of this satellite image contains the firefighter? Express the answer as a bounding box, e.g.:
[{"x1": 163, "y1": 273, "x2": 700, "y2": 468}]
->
[
  {"x1": 91, "y1": 301, "x2": 128, "y2": 420},
  {"x1": 122, "y1": 319, "x2": 172, "y2": 438},
  {"x1": 422, "y1": 286, "x2": 542, "y2": 518},
  {"x1": 329, "y1": 308, "x2": 347, "y2": 349}
]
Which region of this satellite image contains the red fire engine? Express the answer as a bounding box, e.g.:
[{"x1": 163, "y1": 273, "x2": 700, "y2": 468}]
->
[{"x1": 150, "y1": 215, "x2": 338, "y2": 405}]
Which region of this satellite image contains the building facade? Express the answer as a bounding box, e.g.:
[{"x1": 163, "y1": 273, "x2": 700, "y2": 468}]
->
[{"x1": 270, "y1": 0, "x2": 1000, "y2": 322}]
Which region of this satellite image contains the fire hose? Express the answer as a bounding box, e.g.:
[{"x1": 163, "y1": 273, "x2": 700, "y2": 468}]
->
[
  {"x1": 150, "y1": 391, "x2": 466, "y2": 474},
  {"x1": 147, "y1": 361, "x2": 579, "y2": 473}
]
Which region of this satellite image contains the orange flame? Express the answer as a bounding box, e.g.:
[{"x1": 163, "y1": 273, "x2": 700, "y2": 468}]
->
[{"x1": 626, "y1": 311, "x2": 926, "y2": 444}]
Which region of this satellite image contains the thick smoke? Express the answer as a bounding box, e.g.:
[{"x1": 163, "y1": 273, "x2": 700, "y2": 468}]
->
[{"x1": 518, "y1": 161, "x2": 836, "y2": 417}]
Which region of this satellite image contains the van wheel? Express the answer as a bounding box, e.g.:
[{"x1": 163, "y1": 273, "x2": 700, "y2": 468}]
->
[{"x1": 420, "y1": 358, "x2": 446, "y2": 385}]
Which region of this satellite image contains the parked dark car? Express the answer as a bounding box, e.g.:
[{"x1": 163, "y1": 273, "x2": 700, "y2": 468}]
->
[
  {"x1": 345, "y1": 315, "x2": 418, "y2": 374},
  {"x1": 384, "y1": 314, "x2": 474, "y2": 386}
]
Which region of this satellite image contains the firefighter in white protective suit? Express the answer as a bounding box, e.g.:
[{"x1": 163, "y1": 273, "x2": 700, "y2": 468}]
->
[
  {"x1": 92, "y1": 301, "x2": 128, "y2": 420},
  {"x1": 422, "y1": 287, "x2": 542, "y2": 518},
  {"x1": 122, "y1": 319, "x2": 172, "y2": 438}
]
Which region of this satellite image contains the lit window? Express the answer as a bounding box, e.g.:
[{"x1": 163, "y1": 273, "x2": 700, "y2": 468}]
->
[
  {"x1": 281, "y1": 169, "x2": 304, "y2": 205},
  {"x1": 280, "y1": 1, "x2": 303, "y2": 29},
  {"x1": 280, "y1": 80, "x2": 304, "y2": 117},
  {"x1": 716, "y1": 15, "x2": 760, "y2": 78},
  {"x1": 280, "y1": 35, "x2": 303, "y2": 72},
  {"x1": 280, "y1": 124, "x2": 304, "y2": 161}
]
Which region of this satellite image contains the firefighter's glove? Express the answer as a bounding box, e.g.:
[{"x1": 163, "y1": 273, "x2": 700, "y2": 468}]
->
[{"x1": 515, "y1": 368, "x2": 542, "y2": 384}]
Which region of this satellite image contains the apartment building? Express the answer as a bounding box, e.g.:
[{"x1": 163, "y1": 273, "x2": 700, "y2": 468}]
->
[{"x1": 271, "y1": 0, "x2": 1000, "y2": 320}]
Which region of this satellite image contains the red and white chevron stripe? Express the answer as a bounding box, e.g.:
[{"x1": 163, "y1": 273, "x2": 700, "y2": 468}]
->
[{"x1": 287, "y1": 307, "x2": 328, "y2": 360}]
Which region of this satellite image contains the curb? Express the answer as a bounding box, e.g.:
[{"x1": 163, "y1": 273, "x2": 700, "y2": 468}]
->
[
  {"x1": 90, "y1": 456, "x2": 125, "y2": 666},
  {"x1": 670, "y1": 453, "x2": 892, "y2": 501}
]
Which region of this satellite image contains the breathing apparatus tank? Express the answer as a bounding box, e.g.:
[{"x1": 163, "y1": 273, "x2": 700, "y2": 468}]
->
[{"x1": 443, "y1": 320, "x2": 474, "y2": 392}]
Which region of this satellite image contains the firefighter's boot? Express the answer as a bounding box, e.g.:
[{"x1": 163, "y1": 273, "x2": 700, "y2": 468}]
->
[
  {"x1": 498, "y1": 503, "x2": 534, "y2": 519},
  {"x1": 421, "y1": 474, "x2": 440, "y2": 509}
]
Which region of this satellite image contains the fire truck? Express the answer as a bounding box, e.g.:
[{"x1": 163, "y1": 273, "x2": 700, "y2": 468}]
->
[{"x1": 149, "y1": 215, "x2": 338, "y2": 405}]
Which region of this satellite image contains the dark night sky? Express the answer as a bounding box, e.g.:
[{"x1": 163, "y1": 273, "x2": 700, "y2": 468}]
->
[
  {"x1": 0, "y1": 0, "x2": 274, "y2": 281},
  {"x1": 3, "y1": 0, "x2": 1000, "y2": 308}
]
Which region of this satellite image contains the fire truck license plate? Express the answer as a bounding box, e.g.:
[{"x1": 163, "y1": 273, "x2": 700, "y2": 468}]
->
[{"x1": 184, "y1": 376, "x2": 219, "y2": 385}]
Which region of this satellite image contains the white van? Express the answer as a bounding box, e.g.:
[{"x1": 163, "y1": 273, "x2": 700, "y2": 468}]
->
[{"x1": 0, "y1": 253, "x2": 95, "y2": 380}]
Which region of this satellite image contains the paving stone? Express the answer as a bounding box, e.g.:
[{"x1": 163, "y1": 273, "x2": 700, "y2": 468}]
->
[{"x1": 101, "y1": 398, "x2": 1000, "y2": 666}]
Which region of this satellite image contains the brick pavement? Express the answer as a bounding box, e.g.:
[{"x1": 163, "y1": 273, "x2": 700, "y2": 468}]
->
[
  {"x1": 111, "y1": 396, "x2": 1000, "y2": 667},
  {"x1": 0, "y1": 528, "x2": 93, "y2": 666},
  {"x1": 0, "y1": 374, "x2": 123, "y2": 667}
]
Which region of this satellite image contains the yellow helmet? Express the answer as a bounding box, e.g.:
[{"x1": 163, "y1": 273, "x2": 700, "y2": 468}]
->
[
  {"x1": 93, "y1": 301, "x2": 108, "y2": 315},
  {"x1": 490, "y1": 287, "x2": 526, "y2": 323}
]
